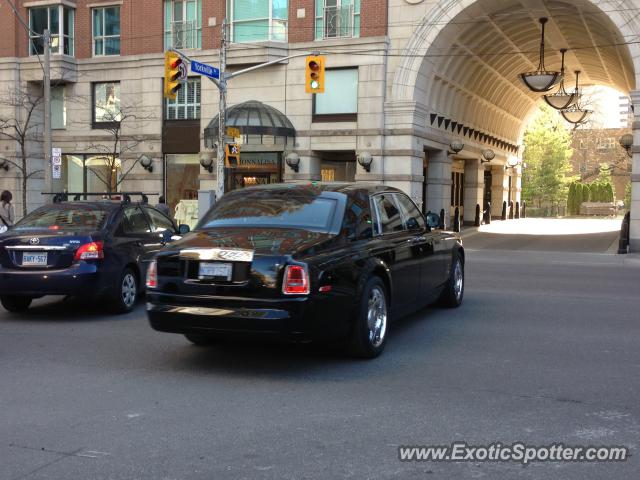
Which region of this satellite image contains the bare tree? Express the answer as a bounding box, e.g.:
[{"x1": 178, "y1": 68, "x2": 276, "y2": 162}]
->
[
  {"x1": 0, "y1": 87, "x2": 44, "y2": 217},
  {"x1": 83, "y1": 102, "x2": 156, "y2": 194}
]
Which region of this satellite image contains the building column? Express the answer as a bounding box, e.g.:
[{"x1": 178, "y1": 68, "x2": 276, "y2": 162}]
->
[
  {"x1": 463, "y1": 158, "x2": 484, "y2": 225},
  {"x1": 514, "y1": 167, "x2": 523, "y2": 205},
  {"x1": 425, "y1": 150, "x2": 452, "y2": 226},
  {"x1": 491, "y1": 165, "x2": 508, "y2": 219},
  {"x1": 629, "y1": 91, "x2": 640, "y2": 252}
]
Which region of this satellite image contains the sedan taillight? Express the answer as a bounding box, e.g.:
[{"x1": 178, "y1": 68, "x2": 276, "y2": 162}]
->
[
  {"x1": 74, "y1": 241, "x2": 104, "y2": 261},
  {"x1": 283, "y1": 264, "x2": 310, "y2": 295},
  {"x1": 146, "y1": 260, "x2": 157, "y2": 288}
]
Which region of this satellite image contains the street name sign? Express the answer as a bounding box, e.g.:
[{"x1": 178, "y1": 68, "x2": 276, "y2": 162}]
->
[{"x1": 191, "y1": 61, "x2": 220, "y2": 80}]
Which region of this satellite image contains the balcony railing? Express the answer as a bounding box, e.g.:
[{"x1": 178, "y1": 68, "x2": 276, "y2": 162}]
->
[
  {"x1": 322, "y1": 5, "x2": 354, "y2": 39},
  {"x1": 171, "y1": 20, "x2": 197, "y2": 49}
]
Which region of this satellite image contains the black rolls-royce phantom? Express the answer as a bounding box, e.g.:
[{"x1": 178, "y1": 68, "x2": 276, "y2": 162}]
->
[{"x1": 147, "y1": 183, "x2": 464, "y2": 358}]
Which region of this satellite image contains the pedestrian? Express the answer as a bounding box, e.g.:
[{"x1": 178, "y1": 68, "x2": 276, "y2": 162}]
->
[
  {"x1": 155, "y1": 195, "x2": 171, "y2": 216},
  {"x1": 0, "y1": 190, "x2": 15, "y2": 232}
]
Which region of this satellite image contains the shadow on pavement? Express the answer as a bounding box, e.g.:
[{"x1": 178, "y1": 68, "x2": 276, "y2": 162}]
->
[
  {"x1": 0, "y1": 295, "x2": 139, "y2": 323},
  {"x1": 158, "y1": 302, "x2": 459, "y2": 379}
]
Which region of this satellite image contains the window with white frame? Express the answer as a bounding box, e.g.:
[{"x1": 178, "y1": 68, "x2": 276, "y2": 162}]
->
[
  {"x1": 313, "y1": 68, "x2": 358, "y2": 120},
  {"x1": 51, "y1": 85, "x2": 66, "y2": 129},
  {"x1": 597, "y1": 137, "x2": 615, "y2": 150},
  {"x1": 29, "y1": 5, "x2": 74, "y2": 56},
  {"x1": 315, "y1": 0, "x2": 359, "y2": 39},
  {"x1": 228, "y1": 0, "x2": 288, "y2": 42},
  {"x1": 93, "y1": 6, "x2": 120, "y2": 56},
  {"x1": 166, "y1": 78, "x2": 201, "y2": 120},
  {"x1": 164, "y1": 0, "x2": 202, "y2": 50}
]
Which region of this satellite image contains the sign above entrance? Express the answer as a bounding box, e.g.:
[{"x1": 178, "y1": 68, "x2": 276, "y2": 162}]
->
[{"x1": 227, "y1": 127, "x2": 241, "y2": 138}]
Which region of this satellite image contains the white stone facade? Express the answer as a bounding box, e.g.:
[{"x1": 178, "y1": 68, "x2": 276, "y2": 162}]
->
[{"x1": 1, "y1": 0, "x2": 640, "y2": 248}]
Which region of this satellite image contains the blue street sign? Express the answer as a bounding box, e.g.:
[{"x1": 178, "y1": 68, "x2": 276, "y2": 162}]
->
[{"x1": 191, "y1": 60, "x2": 220, "y2": 80}]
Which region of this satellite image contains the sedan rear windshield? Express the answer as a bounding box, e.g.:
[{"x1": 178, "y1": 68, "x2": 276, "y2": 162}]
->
[
  {"x1": 14, "y1": 206, "x2": 109, "y2": 231},
  {"x1": 199, "y1": 195, "x2": 338, "y2": 231}
]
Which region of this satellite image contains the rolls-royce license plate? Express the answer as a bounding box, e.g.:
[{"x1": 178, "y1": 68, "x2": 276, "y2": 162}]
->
[
  {"x1": 22, "y1": 252, "x2": 48, "y2": 266},
  {"x1": 198, "y1": 262, "x2": 232, "y2": 280}
]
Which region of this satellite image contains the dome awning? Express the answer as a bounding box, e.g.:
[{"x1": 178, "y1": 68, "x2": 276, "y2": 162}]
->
[{"x1": 204, "y1": 100, "x2": 296, "y2": 141}]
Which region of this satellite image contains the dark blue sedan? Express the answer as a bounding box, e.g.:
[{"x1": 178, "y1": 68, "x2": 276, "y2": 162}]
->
[{"x1": 0, "y1": 199, "x2": 187, "y2": 313}]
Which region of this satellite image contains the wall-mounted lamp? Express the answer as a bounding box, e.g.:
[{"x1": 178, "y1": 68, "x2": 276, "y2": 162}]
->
[
  {"x1": 200, "y1": 150, "x2": 215, "y2": 173},
  {"x1": 448, "y1": 140, "x2": 464, "y2": 155},
  {"x1": 285, "y1": 152, "x2": 300, "y2": 173},
  {"x1": 504, "y1": 157, "x2": 520, "y2": 170},
  {"x1": 0, "y1": 157, "x2": 9, "y2": 171},
  {"x1": 139, "y1": 155, "x2": 153, "y2": 173},
  {"x1": 619, "y1": 133, "x2": 633, "y2": 158},
  {"x1": 481, "y1": 149, "x2": 495, "y2": 164},
  {"x1": 357, "y1": 152, "x2": 373, "y2": 172}
]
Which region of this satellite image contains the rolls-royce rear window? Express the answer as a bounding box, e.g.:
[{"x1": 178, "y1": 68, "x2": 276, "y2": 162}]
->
[{"x1": 200, "y1": 196, "x2": 338, "y2": 231}]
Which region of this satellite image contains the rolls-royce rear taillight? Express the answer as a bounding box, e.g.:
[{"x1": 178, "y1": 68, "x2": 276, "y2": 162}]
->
[
  {"x1": 283, "y1": 265, "x2": 310, "y2": 295},
  {"x1": 146, "y1": 260, "x2": 157, "y2": 288}
]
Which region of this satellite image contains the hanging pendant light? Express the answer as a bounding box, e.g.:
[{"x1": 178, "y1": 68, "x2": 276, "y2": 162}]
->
[
  {"x1": 543, "y1": 49, "x2": 576, "y2": 110},
  {"x1": 519, "y1": 18, "x2": 562, "y2": 93},
  {"x1": 561, "y1": 71, "x2": 592, "y2": 125}
]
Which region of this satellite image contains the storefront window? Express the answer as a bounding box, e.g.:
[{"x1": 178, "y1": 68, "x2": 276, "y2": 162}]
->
[
  {"x1": 165, "y1": 154, "x2": 200, "y2": 229},
  {"x1": 54, "y1": 154, "x2": 122, "y2": 195}
]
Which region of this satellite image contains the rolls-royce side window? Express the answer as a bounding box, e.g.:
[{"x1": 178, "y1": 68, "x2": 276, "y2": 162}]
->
[{"x1": 372, "y1": 194, "x2": 404, "y2": 235}]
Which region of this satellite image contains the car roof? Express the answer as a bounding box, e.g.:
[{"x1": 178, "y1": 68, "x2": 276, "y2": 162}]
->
[
  {"x1": 44, "y1": 201, "x2": 149, "y2": 212},
  {"x1": 223, "y1": 182, "x2": 402, "y2": 198}
]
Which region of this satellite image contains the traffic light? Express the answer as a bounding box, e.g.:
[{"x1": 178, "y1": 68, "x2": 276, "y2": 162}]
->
[
  {"x1": 225, "y1": 143, "x2": 240, "y2": 167},
  {"x1": 305, "y1": 55, "x2": 325, "y2": 94},
  {"x1": 164, "y1": 51, "x2": 185, "y2": 100}
]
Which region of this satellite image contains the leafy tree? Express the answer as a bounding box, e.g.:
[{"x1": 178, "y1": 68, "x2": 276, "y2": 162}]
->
[
  {"x1": 605, "y1": 183, "x2": 614, "y2": 202},
  {"x1": 522, "y1": 105, "x2": 575, "y2": 210},
  {"x1": 567, "y1": 182, "x2": 577, "y2": 215}
]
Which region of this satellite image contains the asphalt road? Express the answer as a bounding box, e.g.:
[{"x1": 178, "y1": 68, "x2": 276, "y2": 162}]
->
[{"x1": 2, "y1": 229, "x2": 640, "y2": 479}]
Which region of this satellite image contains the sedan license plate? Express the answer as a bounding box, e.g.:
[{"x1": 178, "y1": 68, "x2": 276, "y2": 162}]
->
[
  {"x1": 22, "y1": 252, "x2": 48, "y2": 266},
  {"x1": 198, "y1": 262, "x2": 233, "y2": 281}
]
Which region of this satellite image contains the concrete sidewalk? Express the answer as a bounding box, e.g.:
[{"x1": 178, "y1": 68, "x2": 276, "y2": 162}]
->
[{"x1": 457, "y1": 218, "x2": 624, "y2": 255}]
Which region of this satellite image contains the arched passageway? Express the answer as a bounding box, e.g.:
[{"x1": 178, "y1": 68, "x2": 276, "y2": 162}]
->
[{"x1": 384, "y1": 0, "x2": 640, "y2": 249}]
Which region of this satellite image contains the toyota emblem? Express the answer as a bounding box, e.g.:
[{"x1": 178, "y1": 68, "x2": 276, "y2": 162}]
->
[{"x1": 29, "y1": 237, "x2": 40, "y2": 245}]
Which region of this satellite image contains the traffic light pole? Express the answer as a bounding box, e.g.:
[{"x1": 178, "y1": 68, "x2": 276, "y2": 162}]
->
[
  {"x1": 171, "y1": 34, "x2": 319, "y2": 199},
  {"x1": 217, "y1": 20, "x2": 227, "y2": 200}
]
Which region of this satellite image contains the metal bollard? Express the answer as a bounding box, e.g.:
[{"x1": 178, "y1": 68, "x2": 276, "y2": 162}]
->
[
  {"x1": 509, "y1": 201, "x2": 514, "y2": 220},
  {"x1": 438, "y1": 208, "x2": 446, "y2": 229},
  {"x1": 618, "y1": 211, "x2": 630, "y2": 254},
  {"x1": 474, "y1": 204, "x2": 481, "y2": 227},
  {"x1": 453, "y1": 207, "x2": 461, "y2": 232},
  {"x1": 501, "y1": 201, "x2": 507, "y2": 221},
  {"x1": 515, "y1": 201, "x2": 520, "y2": 219},
  {"x1": 522, "y1": 201, "x2": 526, "y2": 218},
  {"x1": 484, "y1": 202, "x2": 491, "y2": 224}
]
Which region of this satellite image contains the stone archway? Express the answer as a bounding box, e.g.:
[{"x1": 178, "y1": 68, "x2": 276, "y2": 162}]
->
[{"x1": 385, "y1": 0, "x2": 640, "y2": 247}]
